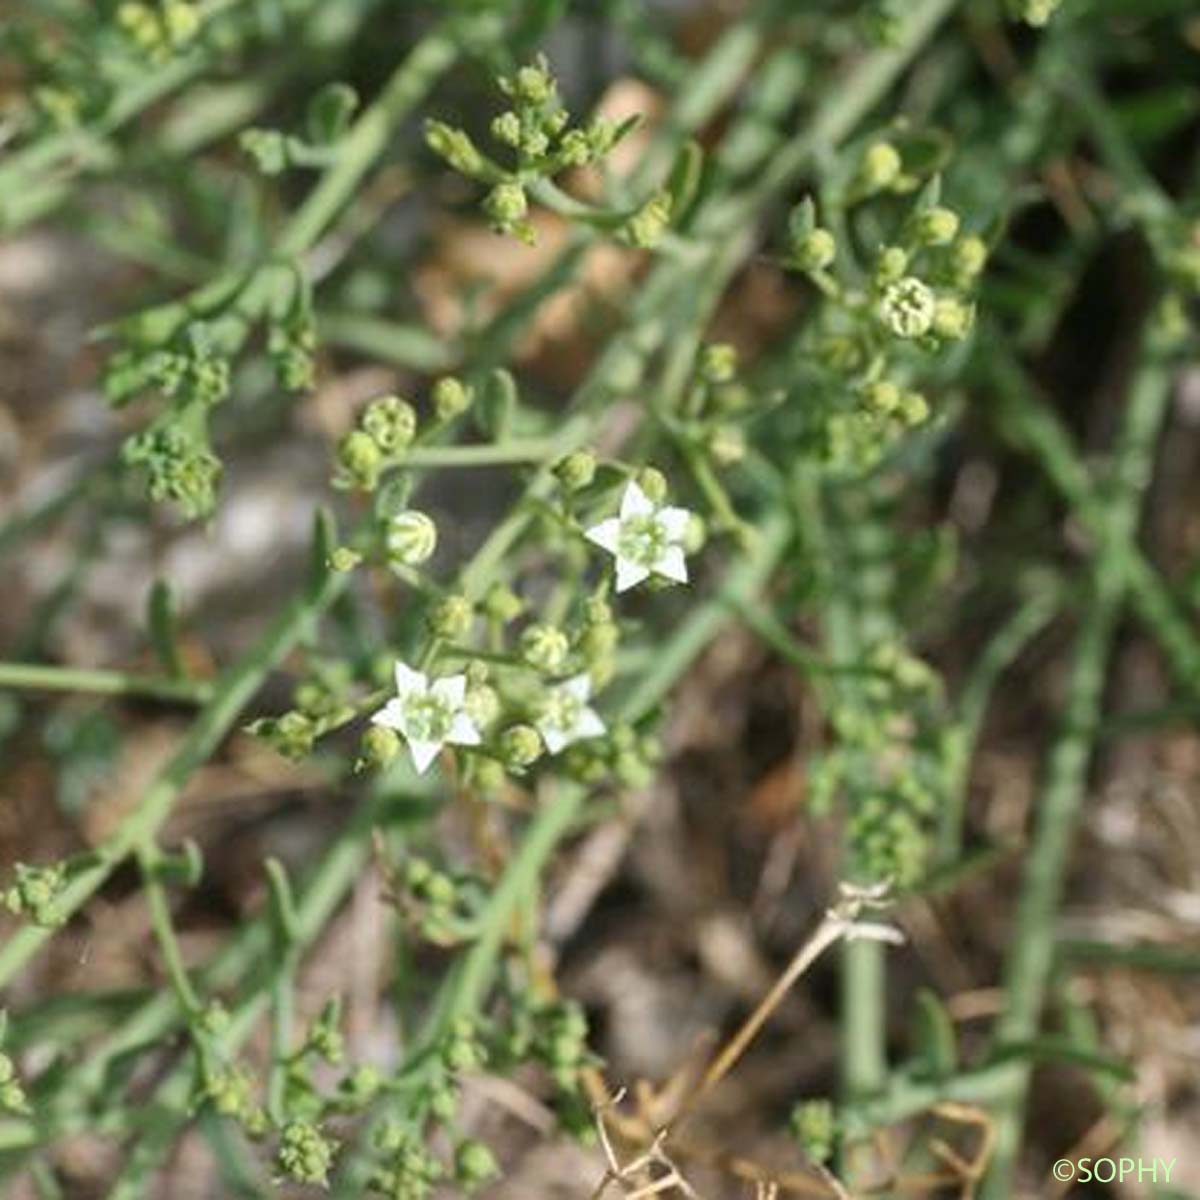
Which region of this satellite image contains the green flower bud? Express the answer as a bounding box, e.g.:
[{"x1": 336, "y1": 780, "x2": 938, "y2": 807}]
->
[
  {"x1": 483, "y1": 582, "x2": 524, "y2": 624},
  {"x1": 329, "y1": 546, "x2": 361, "y2": 572},
  {"x1": 623, "y1": 191, "x2": 672, "y2": 249},
  {"x1": 361, "y1": 395, "x2": 417, "y2": 453},
  {"x1": 683, "y1": 514, "x2": 707, "y2": 555},
  {"x1": 429, "y1": 594, "x2": 473, "y2": 640},
  {"x1": 464, "y1": 684, "x2": 501, "y2": 729},
  {"x1": 578, "y1": 620, "x2": 619, "y2": 663},
  {"x1": 520, "y1": 624, "x2": 570, "y2": 674},
  {"x1": 490, "y1": 111, "x2": 522, "y2": 147},
  {"x1": 932, "y1": 296, "x2": 974, "y2": 340},
  {"x1": 432, "y1": 376, "x2": 473, "y2": 421},
  {"x1": 499, "y1": 724, "x2": 543, "y2": 770},
  {"x1": 863, "y1": 380, "x2": 901, "y2": 415},
  {"x1": 360, "y1": 725, "x2": 401, "y2": 770},
  {"x1": 425, "y1": 120, "x2": 486, "y2": 176},
  {"x1": 386, "y1": 510, "x2": 438, "y2": 567},
  {"x1": 0, "y1": 1054, "x2": 29, "y2": 1116},
  {"x1": 483, "y1": 181, "x2": 529, "y2": 234},
  {"x1": 790, "y1": 1099, "x2": 838, "y2": 1165},
  {"x1": 337, "y1": 429, "x2": 383, "y2": 491},
  {"x1": 635, "y1": 467, "x2": 668, "y2": 504},
  {"x1": 857, "y1": 141, "x2": 903, "y2": 193},
  {"x1": 510, "y1": 62, "x2": 555, "y2": 107},
  {"x1": 521, "y1": 128, "x2": 550, "y2": 159},
  {"x1": 338, "y1": 1064, "x2": 383, "y2": 1108},
  {"x1": 878, "y1": 276, "x2": 936, "y2": 338},
  {"x1": 197, "y1": 1000, "x2": 231, "y2": 1037},
  {"x1": 554, "y1": 450, "x2": 597, "y2": 492},
  {"x1": 278, "y1": 1119, "x2": 337, "y2": 1187},
  {"x1": 874, "y1": 244, "x2": 909, "y2": 285},
  {"x1": 443, "y1": 1018, "x2": 486, "y2": 1072},
  {"x1": 699, "y1": 343, "x2": 738, "y2": 384},
  {"x1": 456, "y1": 1140, "x2": 500, "y2": 1188},
  {"x1": 792, "y1": 227, "x2": 836, "y2": 272},
  {"x1": 707, "y1": 426, "x2": 746, "y2": 466},
  {"x1": 911, "y1": 205, "x2": 960, "y2": 246},
  {"x1": 472, "y1": 756, "x2": 507, "y2": 793},
  {"x1": 163, "y1": 2, "x2": 201, "y2": 45},
  {"x1": 898, "y1": 390, "x2": 930, "y2": 426},
  {"x1": 950, "y1": 235, "x2": 988, "y2": 282},
  {"x1": 558, "y1": 128, "x2": 592, "y2": 166},
  {"x1": 4, "y1": 862, "x2": 67, "y2": 927}
]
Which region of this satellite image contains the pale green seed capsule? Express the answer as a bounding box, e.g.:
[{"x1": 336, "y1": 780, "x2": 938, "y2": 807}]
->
[
  {"x1": 793, "y1": 227, "x2": 836, "y2": 272},
  {"x1": 950, "y1": 235, "x2": 988, "y2": 282},
  {"x1": 520, "y1": 624, "x2": 570, "y2": 674},
  {"x1": 857, "y1": 141, "x2": 902, "y2": 193},
  {"x1": 500, "y1": 724, "x2": 543, "y2": 769},
  {"x1": 912, "y1": 206, "x2": 960, "y2": 247},
  {"x1": 932, "y1": 296, "x2": 974, "y2": 340},
  {"x1": 430, "y1": 595, "x2": 473, "y2": 640},
  {"x1": 878, "y1": 277, "x2": 936, "y2": 338},
  {"x1": 874, "y1": 245, "x2": 909, "y2": 285},
  {"x1": 387, "y1": 510, "x2": 438, "y2": 567},
  {"x1": 635, "y1": 467, "x2": 668, "y2": 504},
  {"x1": 432, "y1": 376, "x2": 473, "y2": 421},
  {"x1": 554, "y1": 450, "x2": 597, "y2": 491}
]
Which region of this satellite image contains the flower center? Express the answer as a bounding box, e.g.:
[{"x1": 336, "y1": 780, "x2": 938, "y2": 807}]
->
[
  {"x1": 402, "y1": 693, "x2": 453, "y2": 743},
  {"x1": 541, "y1": 691, "x2": 583, "y2": 733},
  {"x1": 617, "y1": 513, "x2": 668, "y2": 567}
]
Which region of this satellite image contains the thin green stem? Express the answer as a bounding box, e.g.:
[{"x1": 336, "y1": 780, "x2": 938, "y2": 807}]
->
[
  {"x1": 984, "y1": 340, "x2": 1174, "y2": 1196},
  {"x1": 0, "y1": 662, "x2": 212, "y2": 705}
]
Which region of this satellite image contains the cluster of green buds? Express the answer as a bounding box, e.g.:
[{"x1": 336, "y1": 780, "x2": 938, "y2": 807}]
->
[
  {"x1": 493, "y1": 982, "x2": 594, "y2": 1098},
  {"x1": 789, "y1": 1098, "x2": 839, "y2": 1165},
  {"x1": 105, "y1": 322, "x2": 235, "y2": 518},
  {"x1": 0, "y1": 1015, "x2": 30, "y2": 1117},
  {"x1": 195, "y1": 1057, "x2": 269, "y2": 1135},
  {"x1": 785, "y1": 156, "x2": 987, "y2": 474},
  {"x1": 389, "y1": 856, "x2": 475, "y2": 945},
  {"x1": 3, "y1": 860, "x2": 68, "y2": 927},
  {"x1": 810, "y1": 638, "x2": 955, "y2": 886},
  {"x1": 425, "y1": 56, "x2": 637, "y2": 244},
  {"x1": 247, "y1": 660, "x2": 356, "y2": 761},
  {"x1": 115, "y1": 2, "x2": 203, "y2": 61},
  {"x1": 335, "y1": 394, "x2": 419, "y2": 491},
  {"x1": 369, "y1": 1124, "x2": 445, "y2": 1199},
  {"x1": 277, "y1": 1118, "x2": 338, "y2": 1187}
]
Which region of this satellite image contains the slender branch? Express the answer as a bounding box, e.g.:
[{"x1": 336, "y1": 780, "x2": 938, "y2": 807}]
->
[{"x1": 0, "y1": 662, "x2": 212, "y2": 705}]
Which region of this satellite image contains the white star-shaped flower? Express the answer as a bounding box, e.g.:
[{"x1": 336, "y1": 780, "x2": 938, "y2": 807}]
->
[
  {"x1": 584, "y1": 481, "x2": 692, "y2": 593},
  {"x1": 370, "y1": 662, "x2": 481, "y2": 774},
  {"x1": 535, "y1": 674, "x2": 607, "y2": 755}
]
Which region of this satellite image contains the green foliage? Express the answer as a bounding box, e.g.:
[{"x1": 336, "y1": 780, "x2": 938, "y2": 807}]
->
[{"x1": 1, "y1": 0, "x2": 1198, "y2": 1196}]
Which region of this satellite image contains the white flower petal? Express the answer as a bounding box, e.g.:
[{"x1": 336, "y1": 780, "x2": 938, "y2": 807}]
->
[
  {"x1": 430, "y1": 674, "x2": 466, "y2": 707},
  {"x1": 539, "y1": 723, "x2": 569, "y2": 755},
  {"x1": 656, "y1": 506, "x2": 691, "y2": 541},
  {"x1": 615, "y1": 558, "x2": 651, "y2": 593},
  {"x1": 585, "y1": 517, "x2": 621, "y2": 555},
  {"x1": 370, "y1": 698, "x2": 407, "y2": 730},
  {"x1": 574, "y1": 707, "x2": 607, "y2": 741},
  {"x1": 447, "y1": 712, "x2": 481, "y2": 747},
  {"x1": 653, "y1": 545, "x2": 688, "y2": 584},
  {"x1": 393, "y1": 662, "x2": 427, "y2": 700},
  {"x1": 407, "y1": 737, "x2": 443, "y2": 774},
  {"x1": 620, "y1": 480, "x2": 653, "y2": 519},
  {"x1": 563, "y1": 674, "x2": 592, "y2": 701}
]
